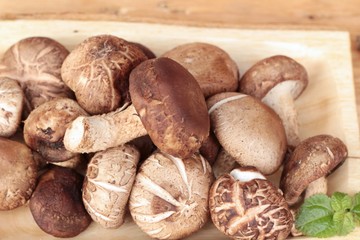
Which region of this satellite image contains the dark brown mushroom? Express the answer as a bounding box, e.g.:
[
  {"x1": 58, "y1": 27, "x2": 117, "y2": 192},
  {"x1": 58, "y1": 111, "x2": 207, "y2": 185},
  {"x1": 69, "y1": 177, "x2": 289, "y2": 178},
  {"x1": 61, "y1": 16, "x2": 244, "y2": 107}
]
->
[
  {"x1": 29, "y1": 166, "x2": 91, "y2": 238},
  {"x1": 280, "y1": 134, "x2": 348, "y2": 206}
]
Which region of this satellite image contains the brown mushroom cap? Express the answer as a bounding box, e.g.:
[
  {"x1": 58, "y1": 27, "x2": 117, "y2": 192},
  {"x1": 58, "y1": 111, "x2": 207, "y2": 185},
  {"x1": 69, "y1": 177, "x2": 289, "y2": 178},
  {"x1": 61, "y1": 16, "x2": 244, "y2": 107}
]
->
[
  {"x1": 162, "y1": 42, "x2": 239, "y2": 98},
  {"x1": 239, "y1": 55, "x2": 308, "y2": 99},
  {"x1": 82, "y1": 145, "x2": 140, "y2": 229},
  {"x1": 129, "y1": 151, "x2": 213, "y2": 239},
  {"x1": 209, "y1": 166, "x2": 293, "y2": 239},
  {"x1": 129, "y1": 57, "x2": 210, "y2": 159},
  {"x1": 199, "y1": 132, "x2": 220, "y2": 165},
  {"x1": 0, "y1": 77, "x2": 24, "y2": 137},
  {"x1": 24, "y1": 98, "x2": 88, "y2": 162},
  {"x1": 0, "y1": 36, "x2": 73, "y2": 117},
  {"x1": 207, "y1": 92, "x2": 287, "y2": 175},
  {"x1": 0, "y1": 137, "x2": 37, "y2": 210},
  {"x1": 29, "y1": 166, "x2": 91, "y2": 238},
  {"x1": 280, "y1": 134, "x2": 348, "y2": 206},
  {"x1": 61, "y1": 35, "x2": 147, "y2": 115}
]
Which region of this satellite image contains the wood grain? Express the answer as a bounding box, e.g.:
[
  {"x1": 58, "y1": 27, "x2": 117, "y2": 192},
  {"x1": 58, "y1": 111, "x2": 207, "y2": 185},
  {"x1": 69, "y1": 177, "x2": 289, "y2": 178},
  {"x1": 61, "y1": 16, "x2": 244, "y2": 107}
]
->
[{"x1": 0, "y1": 20, "x2": 358, "y2": 239}]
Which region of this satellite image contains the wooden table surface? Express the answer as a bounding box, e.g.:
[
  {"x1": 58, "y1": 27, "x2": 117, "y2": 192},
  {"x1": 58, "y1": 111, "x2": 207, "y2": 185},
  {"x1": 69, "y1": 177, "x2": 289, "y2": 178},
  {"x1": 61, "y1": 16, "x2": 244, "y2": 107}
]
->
[{"x1": 0, "y1": 0, "x2": 359, "y2": 113}]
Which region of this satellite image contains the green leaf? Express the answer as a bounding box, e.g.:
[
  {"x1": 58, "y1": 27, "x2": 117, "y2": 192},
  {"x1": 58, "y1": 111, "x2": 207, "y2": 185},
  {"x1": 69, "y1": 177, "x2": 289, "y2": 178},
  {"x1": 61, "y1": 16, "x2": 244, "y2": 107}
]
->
[
  {"x1": 296, "y1": 194, "x2": 336, "y2": 237},
  {"x1": 331, "y1": 192, "x2": 352, "y2": 212},
  {"x1": 351, "y1": 193, "x2": 360, "y2": 222},
  {"x1": 333, "y1": 211, "x2": 355, "y2": 236}
]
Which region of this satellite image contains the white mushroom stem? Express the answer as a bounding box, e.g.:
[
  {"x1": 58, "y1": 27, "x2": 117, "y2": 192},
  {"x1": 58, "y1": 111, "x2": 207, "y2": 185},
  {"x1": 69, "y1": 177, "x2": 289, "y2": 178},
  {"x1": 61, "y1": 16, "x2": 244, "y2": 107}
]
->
[
  {"x1": 64, "y1": 104, "x2": 147, "y2": 153},
  {"x1": 304, "y1": 177, "x2": 328, "y2": 199},
  {"x1": 262, "y1": 80, "x2": 303, "y2": 147},
  {"x1": 230, "y1": 168, "x2": 266, "y2": 182}
]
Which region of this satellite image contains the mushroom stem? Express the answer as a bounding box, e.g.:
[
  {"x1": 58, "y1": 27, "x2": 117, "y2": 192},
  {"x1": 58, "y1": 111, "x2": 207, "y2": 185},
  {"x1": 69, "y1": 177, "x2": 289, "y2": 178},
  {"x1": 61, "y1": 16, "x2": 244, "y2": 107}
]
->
[
  {"x1": 262, "y1": 80, "x2": 302, "y2": 147},
  {"x1": 304, "y1": 177, "x2": 327, "y2": 199},
  {"x1": 64, "y1": 104, "x2": 147, "y2": 153},
  {"x1": 230, "y1": 167, "x2": 266, "y2": 182}
]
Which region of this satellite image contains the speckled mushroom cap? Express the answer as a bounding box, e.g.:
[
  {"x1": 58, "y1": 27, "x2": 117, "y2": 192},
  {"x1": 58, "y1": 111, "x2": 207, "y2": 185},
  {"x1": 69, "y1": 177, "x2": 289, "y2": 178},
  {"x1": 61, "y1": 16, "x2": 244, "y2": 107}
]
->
[
  {"x1": 0, "y1": 138, "x2": 37, "y2": 210},
  {"x1": 239, "y1": 55, "x2": 308, "y2": 99},
  {"x1": 129, "y1": 57, "x2": 210, "y2": 159},
  {"x1": 162, "y1": 42, "x2": 239, "y2": 98},
  {"x1": 0, "y1": 37, "x2": 73, "y2": 117},
  {"x1": 207, "y1": 92, "x2": 287, "y2": 175},
  {"x1": 0, "y1": 77, "x2": 24, "y2": 137},
  {"x1": 23, "y1": 98, "x2": 88, "y2": 162},
  {"x1": 280, "y1": 134, "x2": 348, "y2": 206},
  {"x1": 129, "y1": 151, "x2": 213, "y2": 239},
  {"x1": 29, "y1": 166, "x2": 91, "y2": 238},
  {"x1": 61, "y1": 35, "x2": 148, "y2": 115},
  {"x1": 209, "y1": 167, "x2": 293, "y2": 239},
  {"x1": 82, "y1": 145, "x2": 140, "y2": 229}
]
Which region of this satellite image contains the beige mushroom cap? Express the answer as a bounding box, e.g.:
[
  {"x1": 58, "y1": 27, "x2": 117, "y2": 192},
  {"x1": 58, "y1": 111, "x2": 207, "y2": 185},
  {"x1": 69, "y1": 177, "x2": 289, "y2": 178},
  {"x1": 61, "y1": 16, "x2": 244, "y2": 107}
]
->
[
  {"x1": 162, "y1": 42, "x2": 239, "y2": 98},
  {"x1": 82, "y1": 145, "x2": 140, "y2": 229},
  {"x1": 61, "y1": 35, "x2": 147, "y2": 115},
  {"x1": 0, "y1": 36, "x2": 73, "y2": 117},
  {"x1": 129, "y1": 151, "x2": 213, "y2": 239},
  {"x1": 280, "y1": 134, "x2": 348, "y2": 206},
  {"x1": 207, "y1": 92, "x2": 287, "y2": 175},
  {"x1": 0, "y1": 77, "x2": 24, "y2": 137},
  {"x1": 0, "y1": 137, "x2": 37, "y2": 210},
  {"x1": 209, "y1": 166, "x2": 293, "y2": 239}
]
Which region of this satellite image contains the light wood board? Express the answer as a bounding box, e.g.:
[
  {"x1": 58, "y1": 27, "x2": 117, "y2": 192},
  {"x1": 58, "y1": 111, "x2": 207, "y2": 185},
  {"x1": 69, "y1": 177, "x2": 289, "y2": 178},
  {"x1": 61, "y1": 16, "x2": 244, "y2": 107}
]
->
[{"x1": 0, "y1": 20, "x2": 359, "y2": 239}]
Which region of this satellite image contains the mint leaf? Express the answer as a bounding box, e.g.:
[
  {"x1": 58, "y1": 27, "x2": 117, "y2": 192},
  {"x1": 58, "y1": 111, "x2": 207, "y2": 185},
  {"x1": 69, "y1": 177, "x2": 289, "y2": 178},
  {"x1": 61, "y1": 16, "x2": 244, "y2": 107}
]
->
[
  {"x1": 351, "y1": 193, "x2": 360, "y2": 221},
  {"x1": 296, "y1": 194, "x2": 336, "y2": 237},
  {"x1": 331, "y1": 192, "x2": 352, "y2": 212},
  {"x1": 333, "y1": 211, "x2": 355, "y2": 236}
]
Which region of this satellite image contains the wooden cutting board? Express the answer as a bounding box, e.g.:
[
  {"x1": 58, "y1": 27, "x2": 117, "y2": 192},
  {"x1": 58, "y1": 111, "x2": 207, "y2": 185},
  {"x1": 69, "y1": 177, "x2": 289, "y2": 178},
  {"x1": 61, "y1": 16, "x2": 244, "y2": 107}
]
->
[{"x1": 0, "y1": 20, "x2": 359, "y2": 239}]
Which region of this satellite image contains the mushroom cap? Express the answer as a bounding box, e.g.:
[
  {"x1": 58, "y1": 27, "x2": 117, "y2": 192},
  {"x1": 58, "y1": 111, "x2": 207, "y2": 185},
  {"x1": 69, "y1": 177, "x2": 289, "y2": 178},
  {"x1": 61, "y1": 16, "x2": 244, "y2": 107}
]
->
[
  {"x1": 280, "y1": 134, "x2": 348, "y2": 206},
  {"x1": 129, "y1": 151, "x2": 213, "y2": 239},
  {"x1": 131, "y1": 42, "x2": 156, "y2": 59},
  {"x1": 82, "y1": 145, "x2": 140, "y2": 229},
  {"x1": 209, "y1": 166, "x2": 293, "y2": 239},
  {"x1": 0, "y1": 77, "x2": 24, "y2": 137},
  {"x1": 162, "y1": 42, "x2": 239, "y2": 98},
  {"x1": 207, "y1": 92, "x2": 287, "y2": 175},
  {"x1": 0, "y1": 138, "x2": 37, "y2": 210},
  {"x1": 199, "y1": 132, "x2": 221, "y2": 165},
  {"x1": 0, "y1": 36, "x2": 73, "y2": 117},
  {"x1": 29, "y1": 166, "x2": 91, "y2": 238},
  {"x1": 61, "y1": 35, "x2": 148, "y2": 115},
  {"x1": 129, "y1": 57, "x2": 210, "y2": 159},
  {"x1": 24, "y1": 98, "x2": 88, "y2": 162},
  {"x1": 239, "y1": 55, "x2": 308, "y2": 100}
]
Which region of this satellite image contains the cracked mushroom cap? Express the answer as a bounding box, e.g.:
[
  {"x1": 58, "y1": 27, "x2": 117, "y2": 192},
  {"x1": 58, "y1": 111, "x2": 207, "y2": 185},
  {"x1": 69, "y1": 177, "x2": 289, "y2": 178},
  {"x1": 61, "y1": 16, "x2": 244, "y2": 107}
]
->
[
  {"x1": 129, "y1": 57, "x2": 210, "y2": 159},
  {"x1": 209, "y1": 166, "x2": 293, "y2": 240},
  {"x1": 162, "y1": 42, "x2": 239, "y2": 98},
  {"x1": 280, "y1": 134, "x2": 348, "y2": 206},
  {"x1": 61, "y1": 35, "x2": 148, "y2": 115},
  {"x1": 0, "y1": 77, "x2": 24, "y2": 137},
  {"x1": 24, "y1": 98, "x2": 88, "y2": 162},
  {"x1": 82, "y1": 145, "x2": 140, "y2": 229},
  {"x1": 239, "y1": 55, "x2": 308, "y2": 100},
  {"x1": 207, "y1": 92, "x2": 287, "y2": 175},
  {"x1": 0, "y1": 36, "x2": 73, "y2": 117},
  {"x1": 29, "y1": 166, "x2": 91, "y2": 238},
  {"x1": 129, "y1": 151, "x2": 213, "y2": 239},
  {"x1": 0, "y1": 137, "x2": 37, "y2": 210}
]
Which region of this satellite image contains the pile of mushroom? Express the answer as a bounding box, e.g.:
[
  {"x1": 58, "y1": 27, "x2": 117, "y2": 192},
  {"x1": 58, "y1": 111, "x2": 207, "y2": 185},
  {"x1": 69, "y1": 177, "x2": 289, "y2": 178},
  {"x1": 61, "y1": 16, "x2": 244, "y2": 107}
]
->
[{"x1": 0, "y1": 34, "x2": 349, "y2": 240}]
